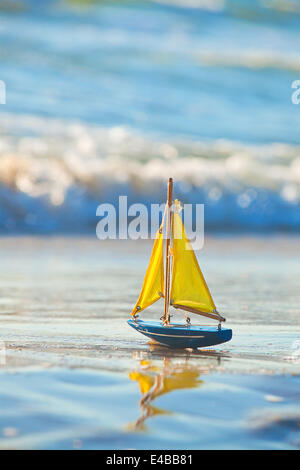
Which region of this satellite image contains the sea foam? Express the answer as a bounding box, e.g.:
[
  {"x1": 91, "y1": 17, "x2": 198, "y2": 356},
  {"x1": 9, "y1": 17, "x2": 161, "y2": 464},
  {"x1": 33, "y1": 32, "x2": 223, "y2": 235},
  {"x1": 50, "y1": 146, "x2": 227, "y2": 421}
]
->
[{"x1": 0, "y1": 114, "x2": 300, "y2": 233}]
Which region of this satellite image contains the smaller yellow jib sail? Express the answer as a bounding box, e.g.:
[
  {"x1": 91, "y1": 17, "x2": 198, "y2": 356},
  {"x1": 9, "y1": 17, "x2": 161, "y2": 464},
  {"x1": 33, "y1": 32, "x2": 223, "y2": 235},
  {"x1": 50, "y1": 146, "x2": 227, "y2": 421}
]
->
[
  {"x1": 130, "y1": 230, "x2": 164, "y2": 316},
  {"x1": 170, "y1": 211, "x2": 223, "y2": 321}
]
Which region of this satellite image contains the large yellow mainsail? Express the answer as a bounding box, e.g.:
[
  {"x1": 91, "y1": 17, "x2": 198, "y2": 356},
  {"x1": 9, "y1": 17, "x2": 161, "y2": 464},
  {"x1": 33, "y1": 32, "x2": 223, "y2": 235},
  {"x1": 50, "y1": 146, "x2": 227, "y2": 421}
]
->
[
  {"x1": 170, "y1": 210, "x2": 221, "y2": 320},
  {"x1": 130, "y1": 230, "x2": 164, "y2": 316}
]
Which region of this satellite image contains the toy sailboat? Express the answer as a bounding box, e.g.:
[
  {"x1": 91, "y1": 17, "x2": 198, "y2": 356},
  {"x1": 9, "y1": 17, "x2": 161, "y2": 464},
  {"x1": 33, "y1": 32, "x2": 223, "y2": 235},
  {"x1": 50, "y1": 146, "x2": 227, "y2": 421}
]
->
[{"x1": 128, "y1": 178, "x2": 232, "y2": 349}]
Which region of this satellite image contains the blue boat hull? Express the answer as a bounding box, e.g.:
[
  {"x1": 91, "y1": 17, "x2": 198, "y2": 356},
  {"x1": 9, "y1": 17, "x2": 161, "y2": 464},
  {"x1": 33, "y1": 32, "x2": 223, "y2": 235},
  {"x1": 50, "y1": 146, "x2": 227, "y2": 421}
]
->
[{"x1": 128, "y1": 319, "x2": 232, "y2": 349}]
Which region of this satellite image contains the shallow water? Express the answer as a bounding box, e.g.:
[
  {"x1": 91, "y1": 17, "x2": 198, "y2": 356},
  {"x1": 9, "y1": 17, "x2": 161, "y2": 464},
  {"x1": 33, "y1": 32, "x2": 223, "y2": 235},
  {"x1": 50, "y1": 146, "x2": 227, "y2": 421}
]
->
[
  {"x1": 1, "y1": 367, "x2": 299, "y2": 450},
  {"x1": 0, "y1": 236, "x2": 299, "y2": 449}
]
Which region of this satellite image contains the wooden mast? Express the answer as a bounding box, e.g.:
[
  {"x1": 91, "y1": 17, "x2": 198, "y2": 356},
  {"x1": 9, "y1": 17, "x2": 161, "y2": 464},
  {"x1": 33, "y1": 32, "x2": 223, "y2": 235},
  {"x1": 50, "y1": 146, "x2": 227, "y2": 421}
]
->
[{"x1": 163, "y1": 177, "x2": 173, "y2": 325}]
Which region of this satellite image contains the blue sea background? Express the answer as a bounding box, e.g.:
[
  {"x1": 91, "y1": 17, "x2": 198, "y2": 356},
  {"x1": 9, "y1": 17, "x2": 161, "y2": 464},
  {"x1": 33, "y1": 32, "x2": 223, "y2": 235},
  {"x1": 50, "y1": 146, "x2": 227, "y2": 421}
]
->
[{"x1": 1, "y1": 0, "x2": 300, "y2": 232}]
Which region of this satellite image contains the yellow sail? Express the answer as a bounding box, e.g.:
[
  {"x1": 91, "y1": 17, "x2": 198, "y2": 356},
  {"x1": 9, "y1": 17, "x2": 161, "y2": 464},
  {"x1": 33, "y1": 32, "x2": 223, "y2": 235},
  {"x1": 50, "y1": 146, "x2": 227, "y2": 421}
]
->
[
  {"x1": 170, "y1": 211, "x2": 217, "y2": 316},
  {"x1": 130, "y1": 230, "x2": 164, "y2": 316}
]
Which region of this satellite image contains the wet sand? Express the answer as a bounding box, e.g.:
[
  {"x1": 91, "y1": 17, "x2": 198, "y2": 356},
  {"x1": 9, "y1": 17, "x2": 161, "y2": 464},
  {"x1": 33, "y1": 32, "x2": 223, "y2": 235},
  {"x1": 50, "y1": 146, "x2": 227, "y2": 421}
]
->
[{"x1": 0, "y1": 236, "x2": 299, "y2": 449}]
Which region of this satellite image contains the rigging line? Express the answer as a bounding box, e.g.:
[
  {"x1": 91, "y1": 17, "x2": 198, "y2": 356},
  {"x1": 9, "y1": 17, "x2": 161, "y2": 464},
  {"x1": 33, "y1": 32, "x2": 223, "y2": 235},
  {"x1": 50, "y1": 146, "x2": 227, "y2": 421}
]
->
[{"x1": 159, "y1": 200, "x2": 168, "y2": 234}]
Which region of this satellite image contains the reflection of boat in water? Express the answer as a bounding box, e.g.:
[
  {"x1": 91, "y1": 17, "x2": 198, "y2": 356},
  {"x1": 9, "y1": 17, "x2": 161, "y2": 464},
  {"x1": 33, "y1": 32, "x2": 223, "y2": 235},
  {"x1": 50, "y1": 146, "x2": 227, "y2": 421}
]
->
[{"x1": 128, "y1": 358, "x2": 203, "y2": 431}]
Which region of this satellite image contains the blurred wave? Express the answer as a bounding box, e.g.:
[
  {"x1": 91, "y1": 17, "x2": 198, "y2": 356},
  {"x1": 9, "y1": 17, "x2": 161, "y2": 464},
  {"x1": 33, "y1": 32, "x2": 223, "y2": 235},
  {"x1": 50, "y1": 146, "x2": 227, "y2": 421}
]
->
[
  {"x1": 1, "y1": 0, "x2": 300, "y2": 232},
  {"x1": 0, "y1": 114, "x2": 300, "y2": 233}
]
